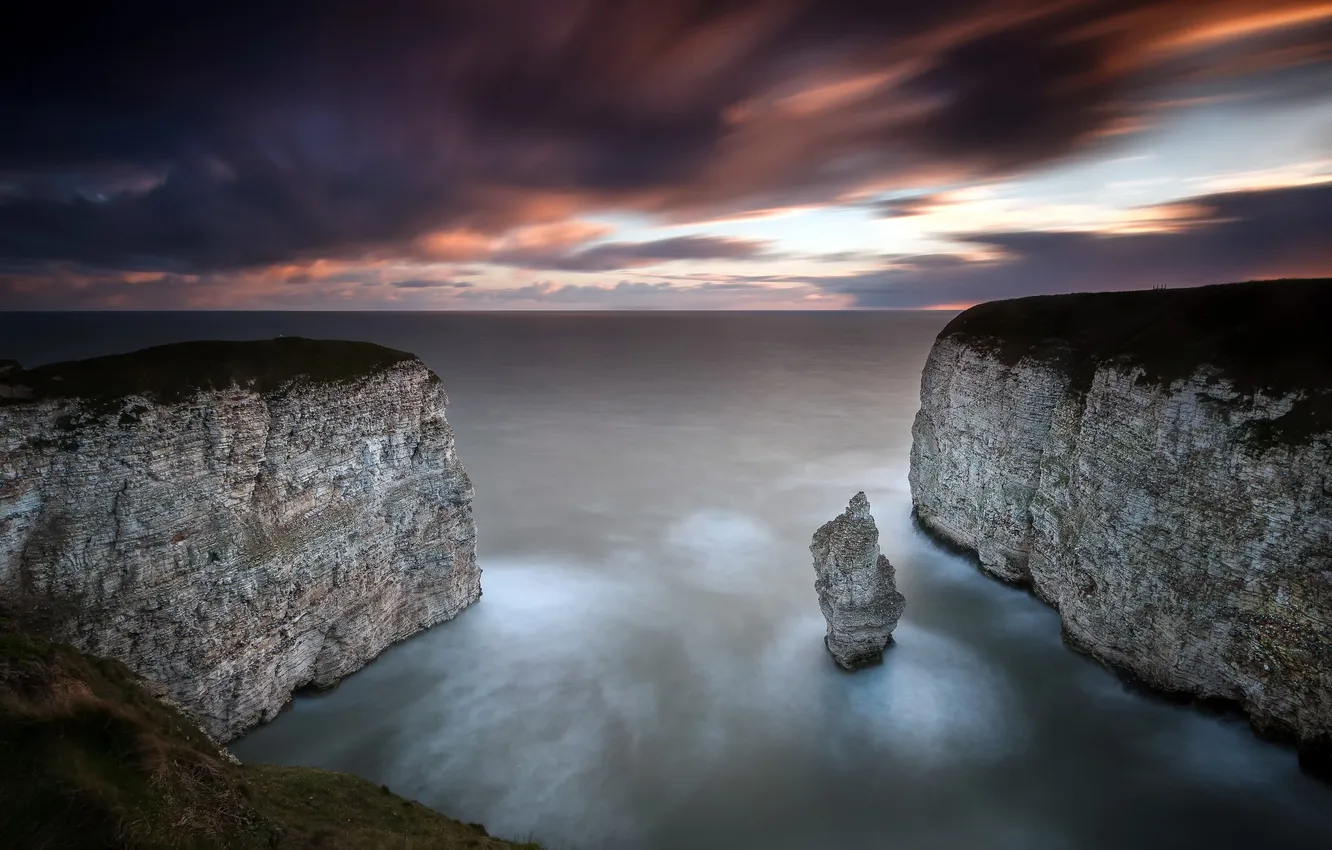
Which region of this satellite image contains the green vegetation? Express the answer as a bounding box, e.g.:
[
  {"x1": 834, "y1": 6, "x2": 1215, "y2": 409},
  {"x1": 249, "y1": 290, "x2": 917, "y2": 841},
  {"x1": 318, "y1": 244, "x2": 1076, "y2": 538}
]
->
[
  {"x1": 0, "y1": 616, "x2": 541, "y2": 850},
  {"x1": 0, "y1": 338, "x2": 421, "y2": 409},
  {"x1": 941, "y1": 279, "x2": 1332, "y2": 448}
]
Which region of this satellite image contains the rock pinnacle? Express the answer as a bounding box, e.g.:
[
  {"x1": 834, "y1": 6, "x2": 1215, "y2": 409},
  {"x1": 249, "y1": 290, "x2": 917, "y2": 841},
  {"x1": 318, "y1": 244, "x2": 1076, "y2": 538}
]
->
[{"x1": 811, "y1": 492, "x2": 906, "y2": 669}]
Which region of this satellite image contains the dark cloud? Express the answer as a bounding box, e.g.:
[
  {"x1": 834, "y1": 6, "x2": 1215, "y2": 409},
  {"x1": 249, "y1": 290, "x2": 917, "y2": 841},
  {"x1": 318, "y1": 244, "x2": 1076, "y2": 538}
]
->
[
  {"x1": 0, "y1": 152, "x2": 468, "y2": 271},
  {"x1": 491, "y1": 235, "x2": 768, "y2": 271},
  {"x1": 813, "y1": 181, "x2": 1332, "y2": 307},
  {"x1": 902, "y1": 14, "x2": 1121, "y2": 170},
  {"x1": 0, "y1": 269, "x2": 231, "y2": 310},
  {"x1": 3, "y1": 0, "x2": 1331, "y2": 279}
]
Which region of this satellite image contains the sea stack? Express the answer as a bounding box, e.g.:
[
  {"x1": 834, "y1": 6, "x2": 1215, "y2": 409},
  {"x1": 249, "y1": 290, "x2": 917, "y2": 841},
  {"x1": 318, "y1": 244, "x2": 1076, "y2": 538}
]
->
[{"x1": 811, "y1": 492, "x2": 906, "y2": 669}]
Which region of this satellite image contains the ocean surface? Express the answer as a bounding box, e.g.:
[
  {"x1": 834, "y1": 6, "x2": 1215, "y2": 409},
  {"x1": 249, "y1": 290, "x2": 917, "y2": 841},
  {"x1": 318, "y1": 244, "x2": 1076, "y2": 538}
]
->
[{"x1": 5, "y1": 311, "x2": 1332, "y2": 850}]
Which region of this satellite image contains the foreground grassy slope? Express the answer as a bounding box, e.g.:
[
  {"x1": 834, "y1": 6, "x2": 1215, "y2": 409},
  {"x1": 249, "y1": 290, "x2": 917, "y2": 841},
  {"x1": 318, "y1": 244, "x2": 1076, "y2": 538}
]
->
[{"x1": 0, "y1": 617, "x2": 538, "y2": 850}]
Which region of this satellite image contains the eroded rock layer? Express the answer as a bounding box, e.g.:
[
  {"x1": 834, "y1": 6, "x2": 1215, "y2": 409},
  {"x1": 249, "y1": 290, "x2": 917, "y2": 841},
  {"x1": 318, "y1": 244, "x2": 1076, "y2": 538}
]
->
[
  {"x1": 909, "y1": 280, "x2": 1332, "y2": 770},
  {"x1": 0, "y1": 338, "x2": 479, "y2": 740}
]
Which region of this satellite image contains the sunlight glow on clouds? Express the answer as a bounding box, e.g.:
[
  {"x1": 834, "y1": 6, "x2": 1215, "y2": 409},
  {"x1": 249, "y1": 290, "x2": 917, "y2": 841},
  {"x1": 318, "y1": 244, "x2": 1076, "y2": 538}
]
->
[
  {"x1": 1153, "y1": 2, "x2": 1332, "y2": 51},
  {"x1": 1, "y1": 0, "x2": 1330, "y2": 309}
]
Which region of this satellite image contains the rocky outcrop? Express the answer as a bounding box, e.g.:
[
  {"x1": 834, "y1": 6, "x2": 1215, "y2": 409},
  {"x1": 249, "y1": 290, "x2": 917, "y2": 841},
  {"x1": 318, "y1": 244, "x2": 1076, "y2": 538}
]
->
[
  {"x1": 0, "y1": 338, "x2": 479, "y2": 741},
  {"x1": 909, "y1": 280, "x2": 1332, "y2": 771},
  {"x1": 811, "y1": 492, "x2": 906, "y2": 669}
]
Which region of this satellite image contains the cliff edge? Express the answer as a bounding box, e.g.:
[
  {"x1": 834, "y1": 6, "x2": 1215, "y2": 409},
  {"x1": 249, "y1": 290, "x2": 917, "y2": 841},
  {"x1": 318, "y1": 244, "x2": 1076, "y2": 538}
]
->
[
  {"x1": 0, "y1": 338, "x2": 480, "y2": 741},
  {"x1": 909, "y1": 280, "x2": 1332, "y2": 773}
]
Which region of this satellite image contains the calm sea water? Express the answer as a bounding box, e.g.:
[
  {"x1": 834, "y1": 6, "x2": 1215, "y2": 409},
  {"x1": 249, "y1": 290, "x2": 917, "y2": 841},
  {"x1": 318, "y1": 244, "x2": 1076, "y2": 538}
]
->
[{"x1": 5, "y1": 311, "x2": 1331, "y2": 850}]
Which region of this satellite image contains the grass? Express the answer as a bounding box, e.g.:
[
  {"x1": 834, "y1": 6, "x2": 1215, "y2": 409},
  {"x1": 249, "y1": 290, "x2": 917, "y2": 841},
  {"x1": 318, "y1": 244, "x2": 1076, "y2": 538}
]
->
[
  {"x1": 0, "y1": 616, "x2": 543, "y2": 850},
  {"x1": 0, "y1": 338, "x2": 423, "y2": 411},
  {"x1": 246, "y1": 767, "x2": 543, "y2": 850},
  {"x1": 940, "y1": 279, "x2": 1332, "y2": 447}
]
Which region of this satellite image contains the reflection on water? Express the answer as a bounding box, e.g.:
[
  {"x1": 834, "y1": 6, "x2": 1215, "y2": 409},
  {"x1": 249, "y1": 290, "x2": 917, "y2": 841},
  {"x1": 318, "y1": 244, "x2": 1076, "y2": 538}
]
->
[{"x1": 5, "y1": 311, "x2": 1331, "y2": 850}]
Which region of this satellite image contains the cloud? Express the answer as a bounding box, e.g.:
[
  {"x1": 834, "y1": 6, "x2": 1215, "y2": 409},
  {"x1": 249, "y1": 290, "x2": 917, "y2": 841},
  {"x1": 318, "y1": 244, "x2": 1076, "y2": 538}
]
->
[
  {"x1": 810, "y1": 181, "x2": 1332, "y2": 307},
  {"x1": 407, "y1": 227, "x2": 770, "y2": 271},
  {"x1": 0, "y1": 266, "x2": 479, "y2": 310},
  {"x1": 5, "y1": 179, "x2": 1327, "y2": 309},
  {"x1": 870, "y1": 195, "x2": 945, "y2": 218},
  {"x1": 456, "y1": 279, "x2": 837, "y2": 309},
  {"x1": 3, "y1": 0, "x2": 1331, "y2": 283},
  {"x1": 388, "y1": 279, "x2": 473, "y2": 289},
  {"x1": 491, "y1": 235, "x2": 769, "y2": 271}
]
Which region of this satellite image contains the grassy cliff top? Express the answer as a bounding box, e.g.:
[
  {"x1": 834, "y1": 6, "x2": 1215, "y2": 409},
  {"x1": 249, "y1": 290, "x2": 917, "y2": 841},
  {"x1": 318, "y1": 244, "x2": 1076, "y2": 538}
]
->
[
  {"x1": 939, "y1": 279, "x2": 1332, "y2": 448},
  {"x1": 0, "y1": 616, "x2": 540, "y2": 850},
  {"x1": 940, "y1": 279, "x2": 1332, "y2": 395},
  {"x1": 0, "y1": 338, "x2": 424, "y2": 407}
]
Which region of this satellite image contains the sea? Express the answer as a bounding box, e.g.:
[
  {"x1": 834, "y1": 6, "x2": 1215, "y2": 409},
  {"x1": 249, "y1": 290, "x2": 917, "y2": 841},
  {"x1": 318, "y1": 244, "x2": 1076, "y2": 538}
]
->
[{"x1": 4, "y1": 310, "x2": 1331, "y2": 850}]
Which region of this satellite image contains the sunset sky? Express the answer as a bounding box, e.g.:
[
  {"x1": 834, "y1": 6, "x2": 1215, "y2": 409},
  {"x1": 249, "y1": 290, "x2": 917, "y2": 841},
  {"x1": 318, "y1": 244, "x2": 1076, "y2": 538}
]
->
[{"x1": 2, "y1": 0, "x2": 1331, "y2": 310}]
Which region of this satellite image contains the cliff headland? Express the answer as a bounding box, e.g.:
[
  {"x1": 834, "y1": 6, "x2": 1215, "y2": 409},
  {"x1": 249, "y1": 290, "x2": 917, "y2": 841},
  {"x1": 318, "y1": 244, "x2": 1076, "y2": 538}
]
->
[
  {"x1": 910, "y1": 279, "x2": 1332, "y2": 774},
  {"x1": 0, "y1": 338, "x2": 480, "y2": 741}
]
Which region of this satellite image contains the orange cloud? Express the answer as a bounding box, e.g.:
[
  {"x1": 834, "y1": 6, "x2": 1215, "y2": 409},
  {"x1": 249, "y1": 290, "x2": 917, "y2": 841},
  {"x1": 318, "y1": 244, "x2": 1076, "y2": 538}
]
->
[
  {"x1": 918, "y1": 302, "x2": 976, "y2": 311},
  {"x1": 1100, "y1": 202, "x2": 1219, "y2": 234},
  {"x1": 771, "y1": 64, "x2": 919, "y2": 117},
  {"x1": 413, "y1": 229, "x2": 497, "y2": 261},
  {"x1": 120, "y1": 271, "x2": 172, "y2": 284},
  {"x1": 1156, "y1": 2, "x2": 1332, "y2": 51},
  {"x1": 412, "y1": 217, "x2": 618, "y2": 262},
  {"x1": 500, "y1": 220, "x2": 614, "y2": 252}
]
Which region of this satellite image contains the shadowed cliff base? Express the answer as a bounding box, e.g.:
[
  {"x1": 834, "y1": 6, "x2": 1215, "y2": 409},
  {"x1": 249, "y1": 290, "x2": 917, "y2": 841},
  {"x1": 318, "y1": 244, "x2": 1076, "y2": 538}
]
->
[
  {"x1": 0, "y1": 614, "x2": 543, "y2": 850},
  {"x1": 911, "y1": 457, "x2": 1332, "y2": 780}
]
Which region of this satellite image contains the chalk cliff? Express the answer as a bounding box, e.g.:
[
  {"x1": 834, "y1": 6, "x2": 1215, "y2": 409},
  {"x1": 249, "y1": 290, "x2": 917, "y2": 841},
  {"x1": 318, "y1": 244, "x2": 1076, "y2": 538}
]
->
[
  {"x1": 0, "y1": 338, "x2": 479, "y2": 741},
  {"x1": 811, "y1": 492, "x2": 906, "y2": 669},
  {"x1": 910, "y1": 280, "x2": 1332, "y2": 772}
]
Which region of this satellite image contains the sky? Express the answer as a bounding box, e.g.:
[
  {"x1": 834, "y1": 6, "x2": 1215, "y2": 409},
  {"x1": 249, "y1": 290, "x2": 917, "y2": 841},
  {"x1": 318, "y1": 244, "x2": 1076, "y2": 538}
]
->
[{"x1": 2, "y1": 0, "x2": 1331, "y2": 310}]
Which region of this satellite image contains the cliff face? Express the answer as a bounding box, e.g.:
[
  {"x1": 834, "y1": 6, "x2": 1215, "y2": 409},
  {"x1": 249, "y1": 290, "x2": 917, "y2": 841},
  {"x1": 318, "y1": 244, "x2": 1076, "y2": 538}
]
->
[
  {"x1": 910, "y1": 280, "x2": 1332, "y2": 768},
  {"x1": 0, "y1": 338, "x2": 479, "y2": 741}
]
